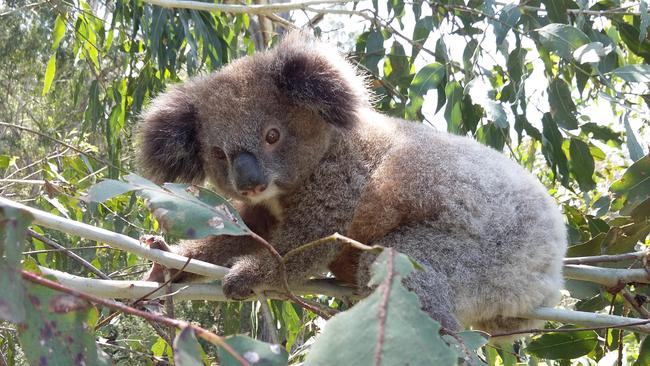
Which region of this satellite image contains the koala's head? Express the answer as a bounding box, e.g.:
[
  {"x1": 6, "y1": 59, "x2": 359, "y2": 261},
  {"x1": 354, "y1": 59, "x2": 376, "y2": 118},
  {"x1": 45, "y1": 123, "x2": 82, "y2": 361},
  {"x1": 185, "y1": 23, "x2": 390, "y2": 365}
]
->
[{"x1": 137, "y1": 32, "x2": 369, "y2": 204}]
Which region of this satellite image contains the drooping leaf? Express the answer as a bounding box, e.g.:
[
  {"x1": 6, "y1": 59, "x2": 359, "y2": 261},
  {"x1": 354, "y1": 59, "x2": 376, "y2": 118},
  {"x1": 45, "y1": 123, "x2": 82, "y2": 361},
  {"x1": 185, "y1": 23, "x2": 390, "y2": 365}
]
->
[
  {"x1": 174, "y1": 327, "x2": 205, "y2": 366},
  {"x1": 548, "y1": 78, "x2": 578, "y2": 129},
  {"x1": 569, "y1": 138, "x2": 596, "y2": 191},
  {"x1": 541, "y1": 113, "x2": 570, "y2": 185},
  {"x1": 305, "y1": 250, "x2": 460, "y2": 366},
  {"x1": 493, "y1": 4, "x2": 521, "y2": 45},
  {"x1": 444, "y1": 81, "x2": 464, "y2": 134},
  {"x1": 526, "y1": 327, "x2": 598, "y2": 359},
  {"x1": 51, "y1": 14, "x2": 67, "y2": 51},
  {"x1": 42, "y1": 54, "x2": 56, "y2": 95},
  {"x1": 624, "y1": 112, "x2": 646, "y2": 162},
  {"x1": 217, "y1": 335, "x2": 288, "y2": 366},
  {"x1": 610, "y1": 155, "x2": 650, "y2": 215},
  {"x1": 537, "y1": 23, "x2": 590, "y2": 60},
  {"x1": 364, "y1": 29, "x2": 385, "y2": 75},
  {"x1": 0, "y1": 206, "x2": 32, "y2": 323}
]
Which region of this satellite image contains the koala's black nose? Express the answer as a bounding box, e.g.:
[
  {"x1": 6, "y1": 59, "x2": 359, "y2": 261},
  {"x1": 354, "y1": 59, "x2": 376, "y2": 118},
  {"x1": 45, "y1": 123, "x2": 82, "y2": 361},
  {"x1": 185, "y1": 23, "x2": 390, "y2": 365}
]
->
[{"x1": 232, "y1": 152, "x2": 267, "y2": 195}]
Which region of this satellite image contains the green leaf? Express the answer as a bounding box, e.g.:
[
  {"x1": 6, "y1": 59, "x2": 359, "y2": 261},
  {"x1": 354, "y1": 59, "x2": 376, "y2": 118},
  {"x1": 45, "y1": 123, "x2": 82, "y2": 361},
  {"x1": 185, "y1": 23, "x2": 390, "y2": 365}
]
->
[
  {"x1": 85, "y1": 174, "x2": 250, "y2": 238},
  {"x1": 83, "y1": 180, "x2": 136, "y2": 202},
  {"x1": 0, "y1": 206, "x2": 32, "y2": 323},
  {"x1": 42, "y1": 54, "x2": 56, "y2": 95},
  {"x1": 174, "y1": 328, "x2": 205, "y2": 365},
  {"x1": 409, "y1": 62, "x2": 445, "y2": 97},
  {"x1": 548, "y1": 78, "x2": 578, "y2": 129},
  {"x1": 624, "y1": 112, "x2": 645, "y2": 161},
  {"x1": 537, "y1": 23, "x2": 590, "y2": 60},
  {"x1": 364, "y1": 29, "x2": 385, "y2": 75},
  {"x1": 541, "y1": 0, "x2": 569, "y2": 23},
  {"x1": 412, "y1": 16, "x2": 433, "y2": 59},
  {"x1": 610, "y1": 155, "x2": 650, "y2": 215},
  {"x1": 569, "y1": 138, "x2": 596, "y2": 191},
  {"x1": 580, "y1": 122, "x2": 622, "y2": 144},
  {"x1": 541, "y1": 113, "x2": 570, "y2": 185},
  {"x1": 572, "y1": 42, "x2": 607, "y2": 63},
  {"x1": 217, "y1": 335, "x2": 288, "y2": 366},
  {"x1": 634, "y1": 334, "x2": 650, "y2": 366},
  {"x1": 526, "y1": 328, "x2": 598, "y2": 359},
  {"x1": 0, "y1": 155, "x2": 17, "y2": 169},
  {"x1": 305, "y1": 249, "x2": 459, "y2": 366},
  {"x1": 641, "y1": 1, "x2": 649, "y2": 42},
  {"x1": 610, "y1": 64, "x2": 650, "y2": 83},
  {"x1": 18, "y1": 286, "x2": 109, "y2": 366},
  {"x1": 51, "y1": 14, "x2": 66, "y2": 51},
  {"x1": 444, "y1": 81, "x2": 463, "y2": 134},
  {"x1": 483, "y1": 100, "x2": 508, "y2": 128},
  {"x1": 494, "y1": 4, "x2": 521, "y2": 45},
  {"x1": 0, "y1": 206, "x2": 109, "y2": 365}
]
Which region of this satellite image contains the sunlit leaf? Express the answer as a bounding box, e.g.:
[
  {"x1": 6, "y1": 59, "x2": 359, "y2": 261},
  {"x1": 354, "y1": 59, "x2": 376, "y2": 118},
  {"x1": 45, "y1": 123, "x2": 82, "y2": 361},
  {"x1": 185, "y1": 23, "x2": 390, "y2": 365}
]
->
[{"x1": 42, "y1": 55, "x2": 56, "y2": 95}]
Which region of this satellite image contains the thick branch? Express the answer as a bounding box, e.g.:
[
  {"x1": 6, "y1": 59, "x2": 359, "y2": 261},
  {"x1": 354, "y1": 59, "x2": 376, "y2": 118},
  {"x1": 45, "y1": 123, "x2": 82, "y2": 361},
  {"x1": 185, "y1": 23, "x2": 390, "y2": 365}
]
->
[
  {"x1": 0, "y1": 196, "x2": 229, "y2": 279},
  {"x1": 142, "y1": 0, "x2": 357, "y2": 14},
  {"x1": 39, "y1": 267, "x2": 358, "y2": 301}
]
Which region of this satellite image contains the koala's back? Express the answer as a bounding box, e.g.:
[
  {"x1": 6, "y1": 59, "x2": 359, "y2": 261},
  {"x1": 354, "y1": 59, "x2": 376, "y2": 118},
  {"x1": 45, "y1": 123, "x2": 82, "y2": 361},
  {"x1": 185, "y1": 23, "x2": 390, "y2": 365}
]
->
[{"x1": 349, "y1": 113, "x2": 567, "y2": 332}]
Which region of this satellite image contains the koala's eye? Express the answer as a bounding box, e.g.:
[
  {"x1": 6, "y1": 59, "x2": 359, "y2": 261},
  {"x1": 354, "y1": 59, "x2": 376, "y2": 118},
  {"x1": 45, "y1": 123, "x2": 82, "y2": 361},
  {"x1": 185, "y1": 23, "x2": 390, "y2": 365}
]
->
[
  {"x1": 212, "y1": 147, "x2": 227, "y2": 160},
  {"x1": 265, "y1": 128, "x2": 280, "y2": 145}
]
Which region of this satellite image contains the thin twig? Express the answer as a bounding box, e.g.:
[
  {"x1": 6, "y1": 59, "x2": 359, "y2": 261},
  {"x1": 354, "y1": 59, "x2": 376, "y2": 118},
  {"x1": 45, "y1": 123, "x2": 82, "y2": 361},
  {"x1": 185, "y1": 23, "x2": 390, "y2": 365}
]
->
[
  {"x1": 621, "y1": 288, "x2": 650, "y2": 319},
  {"x1": 21, "y1": 270, "x2": 251, "y2": 366},
  {"x1": 564, "y1": 252, "x2": 650, "y2": 265},
  {"x1": 27, "y1": 229, "x2": 111, "y2": 280}
]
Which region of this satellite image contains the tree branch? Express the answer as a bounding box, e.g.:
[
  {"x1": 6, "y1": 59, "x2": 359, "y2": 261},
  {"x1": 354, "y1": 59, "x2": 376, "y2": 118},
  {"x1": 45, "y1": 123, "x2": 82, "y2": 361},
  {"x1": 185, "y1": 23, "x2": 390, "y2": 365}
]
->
[
  {"x1": 21, "y1": 270, "x2": 251, "y2": 366},
  {"x1": 0, "y1": 196, "x2": 230, "y2": 279},
  {"x1": 39, "y1": 266, "x2": 358, "y2": 301},
  {"x1": 564, "y1": 264, "x2": 650, "y2": 288},
  {"x1": 142, "y1": 0, "x2": 358, "y2": 15}
]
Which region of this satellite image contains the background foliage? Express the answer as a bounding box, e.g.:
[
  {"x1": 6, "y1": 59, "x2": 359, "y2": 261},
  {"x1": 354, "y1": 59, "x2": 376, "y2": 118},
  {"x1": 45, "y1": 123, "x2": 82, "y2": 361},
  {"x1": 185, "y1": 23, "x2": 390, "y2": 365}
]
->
[{"x1": 0, "y1": 0, "x2": 649, "y2": 364}]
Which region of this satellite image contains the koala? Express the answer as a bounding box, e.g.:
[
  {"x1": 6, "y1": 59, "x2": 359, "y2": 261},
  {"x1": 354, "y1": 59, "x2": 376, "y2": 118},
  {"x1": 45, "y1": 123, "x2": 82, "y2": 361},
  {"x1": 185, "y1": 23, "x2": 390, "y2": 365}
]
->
[{"x1": 137, "y1": 32, "x2": 567, "y2": 334}]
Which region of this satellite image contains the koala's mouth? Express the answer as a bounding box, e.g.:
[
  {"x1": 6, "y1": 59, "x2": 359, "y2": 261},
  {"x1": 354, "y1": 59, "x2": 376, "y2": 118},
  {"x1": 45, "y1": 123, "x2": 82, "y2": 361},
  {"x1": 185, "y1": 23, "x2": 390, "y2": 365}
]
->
[{"x1": 243, "y1": 182, "x2": 282, "y2": 204}]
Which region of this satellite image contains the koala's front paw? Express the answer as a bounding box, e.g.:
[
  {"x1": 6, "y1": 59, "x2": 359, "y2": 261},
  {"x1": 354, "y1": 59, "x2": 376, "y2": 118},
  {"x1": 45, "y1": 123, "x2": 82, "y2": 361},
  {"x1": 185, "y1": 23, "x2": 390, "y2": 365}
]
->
[
  {"x1": 139, "y1": 235, "x2": 172, "y2": 282},
  {"x1": 222, "y1": 271, "x2": 258, "y2": 300},
  {"x1": 222, "y1": 260, "x2": 277, "y2": 300}
]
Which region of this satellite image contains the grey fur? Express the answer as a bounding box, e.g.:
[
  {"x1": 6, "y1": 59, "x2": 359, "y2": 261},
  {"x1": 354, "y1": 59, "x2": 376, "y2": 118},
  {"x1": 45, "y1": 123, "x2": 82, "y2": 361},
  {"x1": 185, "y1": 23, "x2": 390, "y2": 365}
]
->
[{"x1": 137, "y1": 32, "x2": 567, "y2": 334}]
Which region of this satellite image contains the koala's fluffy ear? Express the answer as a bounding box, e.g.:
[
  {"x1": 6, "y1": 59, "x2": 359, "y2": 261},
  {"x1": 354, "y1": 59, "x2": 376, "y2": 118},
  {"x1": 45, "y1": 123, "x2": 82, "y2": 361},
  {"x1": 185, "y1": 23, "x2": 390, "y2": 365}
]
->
[
  {"x1": 137, "y1": 87, "x2": 205, "y2": 184},
  {"x1": 272, "y1": 33, "x2": 369, "y2": 128}
]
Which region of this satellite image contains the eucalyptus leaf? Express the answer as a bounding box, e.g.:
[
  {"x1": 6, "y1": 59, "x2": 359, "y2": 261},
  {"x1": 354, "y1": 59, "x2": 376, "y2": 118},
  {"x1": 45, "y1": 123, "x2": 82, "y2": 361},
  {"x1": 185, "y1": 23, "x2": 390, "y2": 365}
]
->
[
  {"x1": 537, "y1": 23, "x2": 590, "y2": 60},
  {"x1": 610, "y1": 64, "x2": 650, "y2": 83},
  {"x1": 526, "y1": 328, "x2": 598, "y2": 359},
  {"x1": 217, "y1": 335, "x2": 288, "y2": 366},
  {"x1": 305, "y1": 250, "x2": 460, "y2": 366}
]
